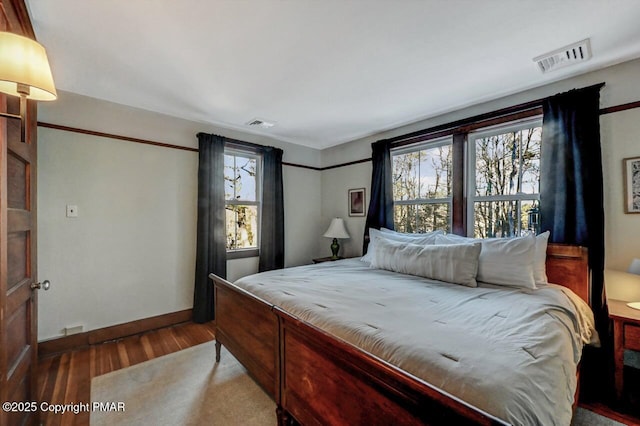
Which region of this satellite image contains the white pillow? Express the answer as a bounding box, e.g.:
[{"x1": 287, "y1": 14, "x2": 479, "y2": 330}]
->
[
  {"x1": 371, "y1": 238, "x2": 481, "y2": 287},
  {"x1": 434, "y1": 233, "x2": 471, "y2": 243},
  {"x1": 533, "y1": 231, "x2": 550, "y2": 285},
  {"x1": 362, "y1": 228, "x2": 440, "y2": 263},
  {"x1": 379, "y1": 228, "x2": 444, "y2": 238},
  {"x1": 436, "y1": 233, "x2": 537, "y2": 289}
]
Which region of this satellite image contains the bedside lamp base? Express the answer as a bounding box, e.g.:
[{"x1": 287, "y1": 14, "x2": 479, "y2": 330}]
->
[{"x1": 330, "y1": 238, "x2": 340, "y2": 260}]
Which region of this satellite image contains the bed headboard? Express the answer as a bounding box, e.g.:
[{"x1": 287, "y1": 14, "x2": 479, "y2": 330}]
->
[{"x1": 546, "y1": 243, "x2": 590, "y2": 305}]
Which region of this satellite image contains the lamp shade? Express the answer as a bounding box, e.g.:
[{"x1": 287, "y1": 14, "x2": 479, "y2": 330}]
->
[
  {"x1": 0, "y1": 32, "x2": 57, "y2": 101},
  {"x1": 629, "y1": 258, "x2": 640, "y2": 275},
  {"x1": 323, "y1": 218, "x2": 350, "y2": 239}
]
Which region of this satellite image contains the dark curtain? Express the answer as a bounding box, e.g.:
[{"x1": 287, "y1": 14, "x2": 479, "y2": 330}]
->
[
  {"x1": 540, "y1": 84, "x2": 605, "y2": 327},
  {"x1": 193, "y1": 133, "x2": 227, "y2": 323},
  {"x1": 540, "y1": 83, "x2": 611, "y2": 400},
  {"x1": 259, "y1": 147, "x2": 285, "y2": 272},
  {"x1": 363, "y1": 139, "x2": 394, "y2": 253}
]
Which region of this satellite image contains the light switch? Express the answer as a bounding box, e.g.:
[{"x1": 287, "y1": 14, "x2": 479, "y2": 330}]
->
[{"x1": 66, "y1": 205, "x2": 78, "y2": 218}]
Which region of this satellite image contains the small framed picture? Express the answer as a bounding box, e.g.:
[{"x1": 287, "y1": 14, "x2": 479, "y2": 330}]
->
[
  {"x1": 348, "y1": 188, "x2": 366, "y2": 217},
  {"x1": 624, "y1": 157, "x2": 640, "y2": 213}
]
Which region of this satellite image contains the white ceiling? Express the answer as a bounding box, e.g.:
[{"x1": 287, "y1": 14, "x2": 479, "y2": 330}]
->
[{"x1": 26, "y1": 1, "x2": 640, "y2": 149}]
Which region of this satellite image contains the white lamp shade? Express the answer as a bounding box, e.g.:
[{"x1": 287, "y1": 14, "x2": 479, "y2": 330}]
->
[
  {"x1": 629, "y1": 258, "x2": 640, "y2": 275},
  {"x1": 0, "y1": 32, "x2": 57, "y2": 101},
  {"x1": 323, "y1": 218, "x2": 350, "y2": 239}
]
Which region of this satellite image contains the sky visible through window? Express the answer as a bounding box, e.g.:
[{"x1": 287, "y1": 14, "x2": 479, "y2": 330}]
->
[
  {"x1": 392, "y1": 142, "x2": 452, "y2": 232},
  {"x1": 224, "y1": 153, "x2": 259, "y2": 250}
]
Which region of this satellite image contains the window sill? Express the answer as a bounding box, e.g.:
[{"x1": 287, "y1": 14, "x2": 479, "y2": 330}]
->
[{"x1": 227, "y1": 249, "x2": 259, "y2": 260}]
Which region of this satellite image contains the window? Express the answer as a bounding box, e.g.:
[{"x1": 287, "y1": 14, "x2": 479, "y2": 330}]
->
[
  {"x1": 224, "y1": 150, "x2": 261, "y2": 253},
  {"x1": 468, "y1": 119, "x2": 542, "y2": 238},
  {"x1": 392, "y1": 137, "x2": 453, "y2": 232},
  {"x1": 390, "y1": 114, "x2": 543, "y2": 239}
]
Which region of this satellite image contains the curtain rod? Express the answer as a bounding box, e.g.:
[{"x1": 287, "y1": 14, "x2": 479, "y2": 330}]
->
[
  {"x1": 383, "y1": 82, "x2": 606, "y2": 146},
  {"x1": 196, "y1": 132, "x2": 279, "y2": 153}
]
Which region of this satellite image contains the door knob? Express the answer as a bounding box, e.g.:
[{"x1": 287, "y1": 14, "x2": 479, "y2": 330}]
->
[{"x1": 31, "y1": 280, "x2": 50, "y2": 291}]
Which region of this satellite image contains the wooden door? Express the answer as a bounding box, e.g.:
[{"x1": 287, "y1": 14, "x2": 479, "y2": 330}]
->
[{"x1": 0, "y1": 3, "x2": 41, "y2": 425}]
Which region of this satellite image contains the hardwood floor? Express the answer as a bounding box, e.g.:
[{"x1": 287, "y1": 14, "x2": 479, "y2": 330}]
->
[
  {"x1": 37, "y1": 321, "x2": 215, "y2": 426},
  {"x1": 36, "y1": 320, "x2": 639, "y2": 426}
]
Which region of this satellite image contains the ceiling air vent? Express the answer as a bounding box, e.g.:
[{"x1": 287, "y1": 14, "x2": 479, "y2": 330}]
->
[
  {"x1": 533, "y1": 39, "x2": 592, "y2": 73},
  {"x1": 245, "y1": 118, "x2": 275, "y2": 129}
]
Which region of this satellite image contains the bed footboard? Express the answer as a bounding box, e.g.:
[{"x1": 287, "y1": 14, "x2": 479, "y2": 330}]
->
[
  {"x1": 275, "y1": 307, "x2": 508, "y2": 426},
  {"x1": 210, "y1": 274, "x2": 279, "y2": 399}
]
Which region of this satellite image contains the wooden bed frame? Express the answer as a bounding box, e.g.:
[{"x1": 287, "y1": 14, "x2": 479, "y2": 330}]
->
[{"x1": 209, "y1": 243, "x2": 589, "y2": 425}]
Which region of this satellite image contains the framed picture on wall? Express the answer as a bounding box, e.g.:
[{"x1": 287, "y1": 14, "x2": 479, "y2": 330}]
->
[
  {"x1": 624, "y1": 156, "x2": 640, "y2": 213},
  {"x1": 348, "y1": 188, "x2": 366, "y2": 217}
]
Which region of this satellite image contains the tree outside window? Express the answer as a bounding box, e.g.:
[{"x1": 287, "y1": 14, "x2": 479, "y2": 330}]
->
[
  {"x1": 224, "y1": 151, "x2": 261, "y2": 251},
  {"x1": 392, "y1": 138, "x2": 452, "y2": 233},
  {"x1": 390, "y1": 118, "x2": 542, "y2": 238},
  {"x1": 469, "y1": 121, "x2": 541, "y2": 238}
]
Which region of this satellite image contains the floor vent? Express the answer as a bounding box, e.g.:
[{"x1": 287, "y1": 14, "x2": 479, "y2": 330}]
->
[{"x1": 533, "y1": 39, "x2": 592, "y2": 73}]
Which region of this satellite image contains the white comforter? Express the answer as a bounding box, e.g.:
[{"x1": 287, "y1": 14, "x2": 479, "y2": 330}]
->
[{"x1": 234, "y1": 259, "x2": 597, "y2": 426}]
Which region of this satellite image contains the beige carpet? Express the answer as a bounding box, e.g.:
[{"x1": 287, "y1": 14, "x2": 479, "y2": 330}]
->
[
  {"x1": 91, "y1": 341, "x2": 276, "y2": 425},
  {"x1": 92, "y1": 340, "x2": 623, "y2": 426}
]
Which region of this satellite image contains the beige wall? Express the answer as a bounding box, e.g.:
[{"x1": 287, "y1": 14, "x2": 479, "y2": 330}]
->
[
  {"x1": 37, "y1": 92, "x2": 322, "y2": 340},
  {"x1": 320, "y1": 58, "x2": 640, "y2": 301},
  {"x1": 38, "y1": 58, "x2": 640, "y2": 340},
  {"x1": 38, "y1": 128, "x2": 198, "y2": 338},
  {"x1": 320, "y1": 162, "x2": 371, "y2": 258}
]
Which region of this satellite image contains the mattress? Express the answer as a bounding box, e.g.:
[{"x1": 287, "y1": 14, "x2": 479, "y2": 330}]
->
[{"x1": 234, "y1": 259, "x2": 597, "y2": 426}]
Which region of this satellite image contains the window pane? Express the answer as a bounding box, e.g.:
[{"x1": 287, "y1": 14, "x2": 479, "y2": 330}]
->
[
  {"x1": 392, "y1": 141, "x2": 452, "y2": 233},
  {"x1": 474, "y1": 133, "x2": 518, "y2": 196},
  {"x1": 474, "y1": 126, "x2": 541, "y2": 197},
  {"x1": 394, "y1": 204, "x2": 417, "y2": 233},
  {"x1": 393, "y1": 152, "x2": 419, "y2": 201},
  {"x1": 393, "y1": 146, "x2": 452, "y2": 201},
  {"x1": 236, "y1": 156, "x2": 257, "y2": 201},
  {"x1": 473, "y1": 200, "x2": 540, "y2": 238},
  {"x1": 419, "y1": 145, "x2": 452, "y2": 199},
  {"x1": 225, "y1": 207, "x2": 236, "y2": 250},
  {"x1": 521, "y1": 200, "x2": 540, "y2": 235},
  {"x1": 473, "y1": 200, "x2": 519, "y2": 238},
  {"x1": 225, "y1": 205, "x2": 258, "y2": 250},
  {"x1": 417, "y1": 203, "x2": 450, "y2": 232},
  {"x1": 225, "y1": 155, "x2": 257, "y2": 201},
  {"x1": 519, "y1": 127, "x2": 541, "y2": 194},
  {"x1": 224, "y1": 154, "x2": 235, "y2": 200}
]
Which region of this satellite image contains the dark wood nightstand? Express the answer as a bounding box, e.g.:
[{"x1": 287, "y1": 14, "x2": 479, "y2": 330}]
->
[
  {"x1": 312, "y1": 256, "x2": 344, "y2": 264},
  {"x1": 609, "y1": 299, "x2": 640, "y2": 400}
]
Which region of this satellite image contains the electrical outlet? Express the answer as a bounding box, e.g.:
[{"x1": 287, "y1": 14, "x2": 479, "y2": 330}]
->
[
  {"x1": 66, "y1": 205, "x2": 78, "y2": 218},
  {"x1": 64, "y1": 325, "x2": 83, "y2": 336}
]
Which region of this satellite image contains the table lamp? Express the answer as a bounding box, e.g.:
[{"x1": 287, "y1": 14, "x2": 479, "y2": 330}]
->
[{"x1": 323, "y1": 218, "x2": 350, "y2": 259}]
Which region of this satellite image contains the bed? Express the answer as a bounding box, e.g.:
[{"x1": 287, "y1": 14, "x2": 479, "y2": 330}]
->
[{"x1": 209, "y1": 239, "x2": 595, "y2": 425}]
